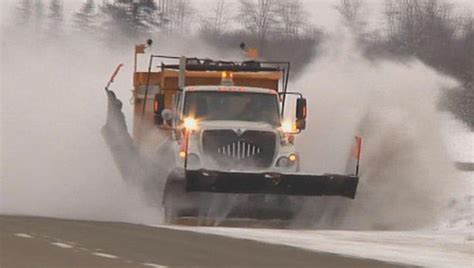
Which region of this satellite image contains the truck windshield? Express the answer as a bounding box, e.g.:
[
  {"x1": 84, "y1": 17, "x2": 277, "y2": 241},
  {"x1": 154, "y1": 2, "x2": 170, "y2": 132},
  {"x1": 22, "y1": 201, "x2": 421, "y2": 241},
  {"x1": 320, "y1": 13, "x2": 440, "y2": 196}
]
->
[{"x1": 184, "y1": 91, "x2": 280, "y2": 126}]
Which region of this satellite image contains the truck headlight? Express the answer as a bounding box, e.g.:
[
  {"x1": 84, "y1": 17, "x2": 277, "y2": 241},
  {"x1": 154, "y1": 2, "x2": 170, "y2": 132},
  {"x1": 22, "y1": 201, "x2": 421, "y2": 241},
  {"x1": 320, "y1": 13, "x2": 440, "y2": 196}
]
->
[
  {"x1": 184, "y1": 117, "x2": 198, "y2": 130},
  {"x1": 289, "y1": 154, "x2": 297, "y2": 162},
  {"x1": 281, "y1": 120, "x2": 294, "y2": 133}
]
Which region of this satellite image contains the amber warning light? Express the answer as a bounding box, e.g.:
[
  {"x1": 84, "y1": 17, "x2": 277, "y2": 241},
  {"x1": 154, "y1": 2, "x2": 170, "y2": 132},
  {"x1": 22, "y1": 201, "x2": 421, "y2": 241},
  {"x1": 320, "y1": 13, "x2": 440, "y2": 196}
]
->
[{"x1": 221, "y1": 71, "x2": 234, "y2": 86}]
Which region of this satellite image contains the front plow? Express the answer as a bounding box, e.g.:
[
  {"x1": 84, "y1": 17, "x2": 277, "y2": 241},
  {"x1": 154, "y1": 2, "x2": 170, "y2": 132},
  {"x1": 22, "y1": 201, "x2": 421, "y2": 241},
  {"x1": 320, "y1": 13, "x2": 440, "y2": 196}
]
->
[{"x1": 186, "y1": 170, "x2": 359, "y2": 199}]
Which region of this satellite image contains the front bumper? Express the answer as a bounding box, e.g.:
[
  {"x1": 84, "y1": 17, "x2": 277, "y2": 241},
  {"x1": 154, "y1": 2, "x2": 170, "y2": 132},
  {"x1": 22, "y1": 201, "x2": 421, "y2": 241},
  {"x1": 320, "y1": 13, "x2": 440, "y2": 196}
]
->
[{"x1": 185, "y1": 169, "x2": 359, "y2": 199}]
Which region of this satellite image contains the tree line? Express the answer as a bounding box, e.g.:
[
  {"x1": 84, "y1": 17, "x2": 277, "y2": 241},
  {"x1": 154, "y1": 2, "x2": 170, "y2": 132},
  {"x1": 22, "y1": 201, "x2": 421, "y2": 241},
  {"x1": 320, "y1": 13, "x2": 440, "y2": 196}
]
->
[
  {"x1": 13, "y1": 0, "x2": 472, "y2": 81},
  {"x1": 336, "y1": 0, "x2": 473, "y2": 128},
  {"x1": 13, "y1": 0, "x2": 321, "y2": 74},
  {"x1": 14, "y1": 0, "x2": 317, "y2": 42}
]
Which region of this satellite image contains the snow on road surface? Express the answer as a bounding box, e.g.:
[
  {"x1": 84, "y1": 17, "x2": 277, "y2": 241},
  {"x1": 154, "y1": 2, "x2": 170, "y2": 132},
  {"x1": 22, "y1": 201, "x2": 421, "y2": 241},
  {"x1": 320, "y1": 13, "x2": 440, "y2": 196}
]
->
[
  {"x1": 162, "y1": 225, "x2": 472, "y2": 268},
  {"x1": 438, "y1": 113, "x2": 474, "y2": 233}
]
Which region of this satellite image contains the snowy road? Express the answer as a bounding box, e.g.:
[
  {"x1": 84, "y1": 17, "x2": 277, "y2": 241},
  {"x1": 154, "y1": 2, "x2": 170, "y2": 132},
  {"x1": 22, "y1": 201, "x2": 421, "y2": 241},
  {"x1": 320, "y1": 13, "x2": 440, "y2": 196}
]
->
[
  {"x1": 0, "y1": 216, "x2": 405, "y2": 268},
  {"x1": 3, "y1": 215, "x2": 473, "y2": 267},
  {"x1": 162, "y1": 225, "x2": 473, "y2": 268}
]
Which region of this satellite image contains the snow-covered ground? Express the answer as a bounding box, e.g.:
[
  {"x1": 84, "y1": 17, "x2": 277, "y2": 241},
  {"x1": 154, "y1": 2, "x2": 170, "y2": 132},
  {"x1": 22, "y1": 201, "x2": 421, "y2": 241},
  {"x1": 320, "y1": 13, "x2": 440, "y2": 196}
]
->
[
  {"x1": 158, "y1": 113, "x2": 473, "y2": 268},
  {"x1": 162, "y1": 226, "x2": 472, "y2": 267},
  {"x1": 438, "y1": 113, "x2": 474, "y2": 234}
]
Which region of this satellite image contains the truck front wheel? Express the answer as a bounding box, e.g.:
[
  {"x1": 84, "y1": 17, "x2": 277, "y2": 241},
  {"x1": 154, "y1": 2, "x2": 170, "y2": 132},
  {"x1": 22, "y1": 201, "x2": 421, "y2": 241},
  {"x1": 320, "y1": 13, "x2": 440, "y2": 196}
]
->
[{"x1": 162, "y1": 174, "x2": 200, "y2": 224}]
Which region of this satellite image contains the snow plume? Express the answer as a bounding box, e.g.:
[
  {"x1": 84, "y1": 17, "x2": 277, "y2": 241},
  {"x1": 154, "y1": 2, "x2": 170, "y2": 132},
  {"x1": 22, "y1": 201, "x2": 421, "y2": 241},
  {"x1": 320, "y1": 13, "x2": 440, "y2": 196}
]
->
[
  {"x1": 293, "y1": 29, "x2": 466, "y2": 230},
  {"x1": 0, "y1": 30, "x2": 162, "y2": 223},
  {"x1": 0, "y1": 8, "x2": 247, "y2": 224}
]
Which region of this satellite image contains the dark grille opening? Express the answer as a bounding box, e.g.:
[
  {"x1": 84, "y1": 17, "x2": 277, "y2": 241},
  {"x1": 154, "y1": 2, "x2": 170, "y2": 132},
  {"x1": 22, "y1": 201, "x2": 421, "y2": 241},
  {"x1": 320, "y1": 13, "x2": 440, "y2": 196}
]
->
[{"x1": 202, "y1": 130, "x2": 276, "y2": 168}]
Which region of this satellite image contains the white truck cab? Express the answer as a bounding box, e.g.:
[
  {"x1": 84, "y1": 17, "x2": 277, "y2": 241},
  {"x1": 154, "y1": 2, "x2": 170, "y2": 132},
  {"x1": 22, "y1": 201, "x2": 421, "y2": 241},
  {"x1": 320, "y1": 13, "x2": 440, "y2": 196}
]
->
[{"x1": 166, "y1": 85, "x2": 300, "y2": 173}]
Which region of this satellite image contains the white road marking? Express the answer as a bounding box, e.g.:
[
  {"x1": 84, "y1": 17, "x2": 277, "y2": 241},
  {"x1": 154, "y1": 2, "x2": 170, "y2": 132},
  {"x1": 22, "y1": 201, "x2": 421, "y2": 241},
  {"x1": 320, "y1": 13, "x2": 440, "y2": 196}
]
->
[
  {"x1": 14, "y1": 233, "x2": 33, "y2": 238},
  {"x1": 51, "y1": 242, "x2": 74, "y2": 249},
  {"x1": 13, "y1": 232, "x2": 149, "y2": 266},
  {"x1": 142, "y1": 263, "x2": 168, "y2": 268},
  {"x1": 14, "y1": 232, "x2": 127, "y2": 262},
  {"x1": 92, "y1": 252, "x2": 119, "y2": 259}
]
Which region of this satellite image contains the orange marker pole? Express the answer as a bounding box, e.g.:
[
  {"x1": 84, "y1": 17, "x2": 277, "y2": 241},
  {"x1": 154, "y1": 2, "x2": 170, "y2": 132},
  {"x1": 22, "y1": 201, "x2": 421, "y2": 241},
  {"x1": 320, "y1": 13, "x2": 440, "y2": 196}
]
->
[
  {"x1": 354, "y1": 136, "x2": 362, "y2": 176},
  {"x1": 105, "y1": 64, "x2": 124, "y2": 91}
]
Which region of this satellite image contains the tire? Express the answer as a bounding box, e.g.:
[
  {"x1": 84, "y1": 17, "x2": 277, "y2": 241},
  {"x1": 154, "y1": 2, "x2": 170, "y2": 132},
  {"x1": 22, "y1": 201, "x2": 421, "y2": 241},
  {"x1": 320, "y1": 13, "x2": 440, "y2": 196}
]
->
[
  {"x1": 162, "y1": 174, "x2": 200, "y2": 224},
  {"x1": 162, "y1": 178, "x2": 183, "y2": 224}
]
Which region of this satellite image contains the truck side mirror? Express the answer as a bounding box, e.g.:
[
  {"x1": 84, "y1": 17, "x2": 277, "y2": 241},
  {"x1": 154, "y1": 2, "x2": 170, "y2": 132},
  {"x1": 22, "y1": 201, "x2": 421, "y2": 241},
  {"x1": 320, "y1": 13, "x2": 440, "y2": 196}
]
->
[
  {"x1": 295, "y1": 98, "x2": 307, "y2": 131},
  {"x1": 154, "y1": 93, "x2": 165, "y2": 125},
  {"x1": 296, "y1": 98, "x2": 307, "y2": 120}
]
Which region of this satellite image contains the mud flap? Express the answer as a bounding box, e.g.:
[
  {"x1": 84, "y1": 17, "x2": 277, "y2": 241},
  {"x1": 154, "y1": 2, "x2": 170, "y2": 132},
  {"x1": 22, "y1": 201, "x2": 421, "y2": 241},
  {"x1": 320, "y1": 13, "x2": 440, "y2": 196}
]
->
[{"x1": 185, "y1": 170, "x2": 359, "y2": 199}]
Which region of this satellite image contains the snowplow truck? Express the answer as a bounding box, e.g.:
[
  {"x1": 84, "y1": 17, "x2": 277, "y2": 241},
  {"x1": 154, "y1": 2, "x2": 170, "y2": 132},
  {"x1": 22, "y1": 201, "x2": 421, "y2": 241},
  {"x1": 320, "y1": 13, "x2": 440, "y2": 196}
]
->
[{"x1": 102, "y1": 42, "x2": 361, "y2": 224}]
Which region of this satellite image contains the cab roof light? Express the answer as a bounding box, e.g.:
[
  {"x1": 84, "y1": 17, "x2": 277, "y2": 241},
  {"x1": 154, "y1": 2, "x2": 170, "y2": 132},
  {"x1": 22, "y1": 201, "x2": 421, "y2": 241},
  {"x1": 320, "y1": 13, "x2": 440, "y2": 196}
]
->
[
  {"x1": 221, "y1": 71, "x2": 233, "y2": 79},
  {"x1": 221, "y1": 71, "x2": 234, "y2": 86}
]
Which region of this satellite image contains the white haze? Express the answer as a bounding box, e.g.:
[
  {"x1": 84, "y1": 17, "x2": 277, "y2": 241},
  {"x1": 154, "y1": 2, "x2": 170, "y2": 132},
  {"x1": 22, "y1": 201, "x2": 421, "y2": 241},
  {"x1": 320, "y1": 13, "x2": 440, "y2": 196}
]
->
[
  {"x1": 0, "y1": 16, "x2": 243, "y2": 224},
  {"x1": 1, "y1": 34, "x2": 159, "y2": 223},
  {"x1": 293, "y1": 29, "x2": 467, "y2": 230}
]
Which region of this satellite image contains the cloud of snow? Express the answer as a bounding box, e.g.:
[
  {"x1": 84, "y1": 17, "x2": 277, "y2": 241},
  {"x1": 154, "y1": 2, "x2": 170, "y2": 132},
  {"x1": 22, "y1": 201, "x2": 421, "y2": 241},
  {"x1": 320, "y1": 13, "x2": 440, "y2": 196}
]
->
[
  {"x1": 0, "y1": 5, "x2": 245, "y2": 224},
  {"x1": 292, "y1": 27, "x2": 468, "y2": 230}
]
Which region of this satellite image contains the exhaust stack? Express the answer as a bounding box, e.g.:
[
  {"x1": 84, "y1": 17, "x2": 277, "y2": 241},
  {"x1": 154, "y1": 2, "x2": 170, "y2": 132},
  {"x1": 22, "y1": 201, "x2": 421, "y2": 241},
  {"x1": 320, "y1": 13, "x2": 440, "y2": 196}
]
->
[{"x1": 178, "y1": 56, "x2": 186, "y2": 89}]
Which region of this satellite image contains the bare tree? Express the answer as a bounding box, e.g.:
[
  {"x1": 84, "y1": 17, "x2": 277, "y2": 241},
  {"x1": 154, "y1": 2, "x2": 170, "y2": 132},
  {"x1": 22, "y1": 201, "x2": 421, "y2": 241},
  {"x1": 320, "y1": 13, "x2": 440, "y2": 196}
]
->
[
  {"x1": 16, "y1": 0, "x2": 33, "y2": 26},
  {"x1": 48, "y1": 0, "x2": 64, "y2": 38},
  {"x1": 383, "y1": 0, "x2": 456, "y2": 53},
  {"x1": 461, "y1": 15, "x2": 473, "y2": 50},
  {"x1": 239, "y1": 0, "x2": 277, "y2": 42},
  {"x1": 335, "y1": 0, "x2": 366, "y2": 32},
  {"x1": 32, "y1": 0, "x2": 45, "y2": 33},
  {"x1": 200, "y1": 0, "x2": 233, "y2": 35},
  {"x1": 276, "y1": 0, "x2": 306, "y2": 39},
  {"x1": 101, "y1": 0, "x2": 162, "y2": 41},
  {"x1": 162, "y1": 0, "x2": 195, "y2": 36},
  {"x1": 74, "y1": 0, "x2": 100, "y2": 36},
  {"x1": 457, "y1": 14, "x2": 473, "y2": 83},
  {"x1": 336, "y1": 0, "x2": 363, "y2": 24}
]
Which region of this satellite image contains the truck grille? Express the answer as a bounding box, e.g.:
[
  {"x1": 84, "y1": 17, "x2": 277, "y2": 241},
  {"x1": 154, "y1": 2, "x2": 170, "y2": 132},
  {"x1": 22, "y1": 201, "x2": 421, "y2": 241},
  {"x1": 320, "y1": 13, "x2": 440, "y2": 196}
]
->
[
  {"x1": 217, "y1": 141, "x2": 261, "y2": 159},
  {"x1": 202, "y1": 130, "x2": 276, "y2": 168}
]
